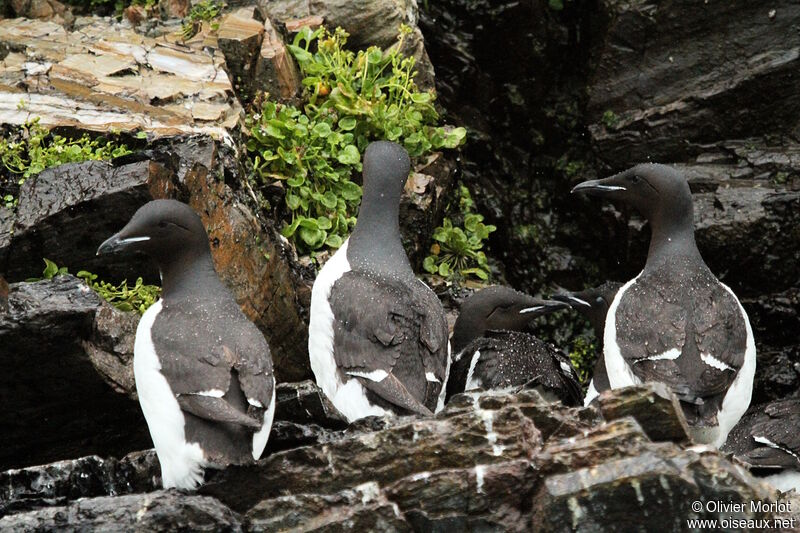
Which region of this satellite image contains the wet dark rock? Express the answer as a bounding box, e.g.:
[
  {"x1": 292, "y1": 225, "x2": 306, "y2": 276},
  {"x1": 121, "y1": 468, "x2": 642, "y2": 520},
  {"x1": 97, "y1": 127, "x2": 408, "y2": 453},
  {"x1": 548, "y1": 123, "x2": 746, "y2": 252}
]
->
[
  {"x1": 0, "y1": 159, "x2": 176, "y2": 283},
  {"x1": 245, "y1": 484, "x2": 411, "y2": 532},
  {"x1": 274, "y1": 380, "x2": 348, "y2": 429},
  {"x1": 588, "y1": 1, "x2": 800, "y2": 169},
  {"x1": 0, "y1": 490, "x2": 242, "y2": 532},
  {"x1": 264, "y1": 421, "x2": 340, "y2": 455},
  {"x1": 0, "y1": 276, "x2": 150, "y2": 470},
  {"x1": 0, "y1": 274, "x2": 8, "y2": 312},
  {"x1": 81, "y1": 301, "x2": 139, "y2": 396},
  {"x1": 0, "y1": 450, "x2": 158, "y2": 518},
  {"x1": 596, "y1": 384, "x2": 691, "y2": 443},
  {"x1": 532, "y1": 446, "x2": 781, "y2": 533},
  {"x1": 200, "y1": 390, "x2": 543, "y2": 513}
]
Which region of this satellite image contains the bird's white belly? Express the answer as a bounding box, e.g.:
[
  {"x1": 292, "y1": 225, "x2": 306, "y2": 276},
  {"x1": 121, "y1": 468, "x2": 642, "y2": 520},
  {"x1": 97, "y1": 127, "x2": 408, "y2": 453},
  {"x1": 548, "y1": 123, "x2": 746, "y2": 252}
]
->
[
  {"x1": 134, "y1": 300, "x2": 207, "y2": 489},
  {"x1": 603, "y1": 274, "x2": 643, "y2": 390},
  {"x1": 308, "y1": 240, "x2": 388, "y2": 422},
  {"x1": 251, "y1": 385, "x2": 275, "y2": 460}
]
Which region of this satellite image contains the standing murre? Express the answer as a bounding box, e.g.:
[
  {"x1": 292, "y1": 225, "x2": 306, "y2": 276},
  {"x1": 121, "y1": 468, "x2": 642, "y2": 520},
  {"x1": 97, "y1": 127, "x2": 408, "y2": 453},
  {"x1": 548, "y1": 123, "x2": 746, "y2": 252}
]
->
[
  {"x1": 445, "y1": 286, "x2": 582, "y2": 406},
  {"x1": 553, "y1": 281, "x2": 622, "y2": 405},
  {"x1": 308, "y1": 141, "x2": 449, "y2": 423},
  {"x1": 97, "y1": 200, "x2": 275, "y2": 490},
  {"x1": 722, "y1": 399, "x2": 800, "y2": 493},
  {"x1": 572, "y1": 163, "x2": 756, "y2": 447}
]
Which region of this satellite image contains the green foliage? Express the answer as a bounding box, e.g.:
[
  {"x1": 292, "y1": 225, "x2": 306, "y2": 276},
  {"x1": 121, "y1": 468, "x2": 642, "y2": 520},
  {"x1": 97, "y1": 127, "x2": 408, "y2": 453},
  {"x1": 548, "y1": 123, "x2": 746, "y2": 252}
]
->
[
  {"x1": 181, "y1": 0, "x2": 226, "y2": 39},
  {"x1": 77, "y1": 271, "x2": 161, "y2": 314},
  {"x1": 245, "y1": 25, "x2": 466, "y2": 254},
  {"x1": 568, "y1": 336, "x2": 597, "y2": 386},
  {"x1": 601, "y1": 110, "x2": 620, "y2": 129},
  {"x1": 423, "y1": 185, "x2": 495, "y2": 281},
  {"x1": 28, "y1": 259, "x2": 159, "y2": 315},
  {"x1": 0, "y1": 119, "x2": 131, "y2": 207},
  {"x1": 548, "y1": 0, "x2": 564, "y2": 10}
]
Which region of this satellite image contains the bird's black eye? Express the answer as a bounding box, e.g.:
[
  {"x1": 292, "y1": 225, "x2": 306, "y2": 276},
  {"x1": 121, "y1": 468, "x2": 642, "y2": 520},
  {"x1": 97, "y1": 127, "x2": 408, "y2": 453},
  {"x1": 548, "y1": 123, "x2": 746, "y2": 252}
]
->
[{"x1": 628, "y1": 174, "x2": 641, "y2": 184}]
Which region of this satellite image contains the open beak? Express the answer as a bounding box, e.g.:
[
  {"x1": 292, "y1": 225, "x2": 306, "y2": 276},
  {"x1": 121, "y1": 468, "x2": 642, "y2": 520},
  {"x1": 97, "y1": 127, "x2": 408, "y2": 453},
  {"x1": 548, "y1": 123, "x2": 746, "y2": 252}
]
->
[
  {"x1": 519, "y1": 299, "x2": 570, "y2": 316},
  {"x1": 552, "y1": 293, "x2": 592, "y2": 310},
  {"x1": 96, "y1": 233, "x2": 149, "y2": 255}
]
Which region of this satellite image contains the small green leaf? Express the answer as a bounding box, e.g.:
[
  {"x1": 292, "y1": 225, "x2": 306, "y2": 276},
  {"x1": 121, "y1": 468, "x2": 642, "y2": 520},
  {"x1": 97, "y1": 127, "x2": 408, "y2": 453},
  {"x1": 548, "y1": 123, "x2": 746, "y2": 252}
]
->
[
  {"x1": 438, "y1": 262, "x2": 450, "y2": 277},
  {"x1": 42, "y1": 258, "x2": 59, "y2": 279},
  {"x1": 325, "y1": 234, "x2": 343, "y2": 248},
  {"x1": 316, "y1": 216, "x2": 332, "y2": 230},
  {"x1": 340, "y1": 181, "x2": 362, "y2": 201},
  {"x1": 338, "y1": 116, "x2": 357, "y2": 131},
  {"x1": 312, "y1": 122, "x2": 332, "y2": 137},
  {"x1": 423, "y1": 256, "x2": 438, "y2": 274},
  {"x1": 336, "y1": 145, "x2": 360, "y2": 165}
]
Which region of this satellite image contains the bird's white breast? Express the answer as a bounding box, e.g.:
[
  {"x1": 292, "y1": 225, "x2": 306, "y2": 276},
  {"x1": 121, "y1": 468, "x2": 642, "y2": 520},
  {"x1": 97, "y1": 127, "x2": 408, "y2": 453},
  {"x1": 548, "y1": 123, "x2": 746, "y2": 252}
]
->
[
  {"x1": 251, "y1": 384, "x2": 275, "y2": 460},
  {"x1": 308, "y1": 240, "x2": 388, "y2": 422},
  {"x1": 134, "y1": 300, "x2": 206, "y2": 489},
  {"x1": 603, "y1": 273, "x2": 643, "y2": 390}
]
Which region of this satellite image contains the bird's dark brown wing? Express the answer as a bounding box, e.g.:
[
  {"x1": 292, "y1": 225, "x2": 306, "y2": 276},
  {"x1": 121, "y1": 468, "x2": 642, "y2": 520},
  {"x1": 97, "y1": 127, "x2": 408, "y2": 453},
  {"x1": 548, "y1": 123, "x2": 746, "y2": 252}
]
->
[{"x1": 329, "y1": 272, "x2": 448, "y2": 416}]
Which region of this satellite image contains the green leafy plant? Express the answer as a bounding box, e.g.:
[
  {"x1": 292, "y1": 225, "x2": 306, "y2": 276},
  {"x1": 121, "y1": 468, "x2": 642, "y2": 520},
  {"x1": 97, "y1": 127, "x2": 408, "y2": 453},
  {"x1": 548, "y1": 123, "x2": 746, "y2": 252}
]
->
[
  {"x1": 77, "y1": 271, "x2": 161, "y2": 314},
  {"x1": 181, "y1": 0, "x2": 226, "y2": 39},
  {"x1": 568, "y1": 336, "x2": 597, "y2": 386},
  {"x1": 245, "y1": 25, "x2": 466, "y2": 254},
  {"x1": 27, "y1": 258, "x2": 159, "y2": 315},
  {"x1": 601, "y1": 110, "x2": 620, "y2": 129},
  {"x1": 423, "y1": 185, "x2": 495, "y2": 281},
  {"x1": 1, "y1": 118, "x2": 131, "y2": 207}
]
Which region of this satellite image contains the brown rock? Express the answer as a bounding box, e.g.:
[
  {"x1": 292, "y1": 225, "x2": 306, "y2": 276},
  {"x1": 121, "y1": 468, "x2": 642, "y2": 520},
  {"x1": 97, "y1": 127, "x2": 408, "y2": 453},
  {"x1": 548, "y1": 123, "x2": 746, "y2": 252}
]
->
[
  {"x1": 253, "y1": 17, "x2": 301, "y2": 103},
  {"x1": 596, "y1": 383, "x2": 691, "y2": 443},
  {"x1": 0, "y1": 274, "x2": 8, "y2": 312},
  {"x1": 217, "y1": 7, "x2": 266, "y2": 101},
  {"x1": 160, "y1": 0, "x2": 189, "y2": 19},
  {"x1": 123, "y1": 4, "x2": 146, "y2": 26},
  {"x1": 284, "y1": 15, "x2": 324, "y2": 33}
]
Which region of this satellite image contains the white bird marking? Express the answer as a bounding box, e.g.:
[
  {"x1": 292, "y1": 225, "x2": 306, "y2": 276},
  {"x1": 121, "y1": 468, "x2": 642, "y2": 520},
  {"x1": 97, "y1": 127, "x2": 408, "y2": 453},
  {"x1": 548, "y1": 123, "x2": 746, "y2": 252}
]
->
[
  {"x1": 640, "y1": 348, "x2": 681, "y2": 362},
  {"x1": 252, "y1": 385, "x2": 275, "y2": 460},
  {"x1": 347, "y1": 369, "x2": 389, "y2": 382},
  {"x1": 519, "y1": 306, "x2": 543, "y2": 314},
  {"x1": 594, "y1": 185, "x2": 626, "y2": 191},
  {"x1": 583, "y1": 380, "x2": 599, "y2": 406},
  {"x1": 700, "y1": 353, "x2": 734, "y2": 371},
  {"x1": 247, "y1": 398, "x2": 263, "y2": 408},
  {"x1": 465, "y1": 350, "x2": 482, "y2": 391},
  {"x1": 195, "y1": 389, "x2": 225, "y2": 398},
  {"x1": 567, "y1": 296, "x2": 591, "y2": 307},
  {"x1": 604, "y1": 273, "x2": 644, "y2": 389},
  {"x1": 120, "y1": 236, "x2": 150, "y2": 243},
  {"x1": 426, "y1": 372, "x2": 440, "y2": 383},
  {"x1": 559, "y1": 361, "x2": 573, "y2": 374}
]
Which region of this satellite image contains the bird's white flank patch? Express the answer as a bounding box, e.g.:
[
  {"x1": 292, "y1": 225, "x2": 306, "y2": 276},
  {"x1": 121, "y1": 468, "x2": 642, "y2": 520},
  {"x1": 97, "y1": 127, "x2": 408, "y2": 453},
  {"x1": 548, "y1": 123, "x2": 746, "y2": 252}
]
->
[
  {"x1": 604, "y1": 273, "x2": 644, "y2": 389},
  {"x1": 465, "y1": 350, "x2": 483, "y2": 391},
  {"x1": 247, "y1": 398, "x2": 263, "y2": 408},
  {"x1": 641, "y1": 348, "x2": 681, "y2": 362},
  {"x1": 435, "y1": 342, "x2": 452, "y2": 414},
  {"x1": 700, "y1": 353, "x2": 734, "y2": 371},
  {"x1": 196, "y1": 389, "x2": 225, "y2": 397},
  {"x1": 426, "y1": 372, "x2": 440, "y2": 383},
  {"x1": 347, "y1": 369, "x2": 389, "y2": 382},
  {"x1": 559, "y1": 361, "x2": 573, "y2": 374},
  {"x1": 583, "y1": 380, "x2": 599, "y2": 406},
  {"x1": 519, "y1": 306, "x2": 543, "y2": 314}
]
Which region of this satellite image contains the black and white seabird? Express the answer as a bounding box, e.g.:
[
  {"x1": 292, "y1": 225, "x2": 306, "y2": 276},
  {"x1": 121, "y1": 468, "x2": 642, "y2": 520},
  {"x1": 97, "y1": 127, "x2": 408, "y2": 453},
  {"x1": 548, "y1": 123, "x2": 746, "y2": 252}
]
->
[
  {"x1": 308, "y1": 141, "x2": 449, "y2": 423},
  {"x1": 553, "y1": 281, "x2": 622, "y2": 405},
  {"x1": 446, "y1": 286, "x2": 582, "y2": 406},
  {"x1": 722, "y1": 399, "x2": 800, "y2": 493},
  {"x1": 97, "y1": 200, "x2": 275, "y2": 490},
  {"x1": 572, "y1": 163, "x2": 756, "y2": 447}
]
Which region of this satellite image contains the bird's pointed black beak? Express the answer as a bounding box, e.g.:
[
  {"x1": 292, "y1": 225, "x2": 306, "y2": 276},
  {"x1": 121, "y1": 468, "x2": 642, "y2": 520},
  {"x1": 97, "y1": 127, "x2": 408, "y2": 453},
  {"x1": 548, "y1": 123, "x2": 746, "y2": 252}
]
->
[
  {"x1": 571, "y1": 176, "x2": 628, "y2": 197},
  {"x1": 552, "y1": 293, "x2": 592, "y2": 309},
  {"x1": 518, "y1": 299, "x2": 570, "y2": 316},
  {"x1": 96, "y1": 232, "x2": 149, "y2": 256}
]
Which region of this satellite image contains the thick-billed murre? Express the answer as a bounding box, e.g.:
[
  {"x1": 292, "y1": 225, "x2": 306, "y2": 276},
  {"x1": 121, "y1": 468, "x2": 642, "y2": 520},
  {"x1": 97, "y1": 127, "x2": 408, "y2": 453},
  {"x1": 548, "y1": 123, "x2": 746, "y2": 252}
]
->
[
  {"x1": 553, "y1": 281, "x2": 622, "y2": 405},
  {"x1": 446, "y1": 286, "x2": 582, "y2": 406},
  {"x1": 572, "y1": 164, "x2": 756, "y2": 447},
  {"x1": 97, "y1": 200, "x2": 275, "y2": 489},
  {"x1": 308, "y1": 141, "x2": 450, "y2": 423}
]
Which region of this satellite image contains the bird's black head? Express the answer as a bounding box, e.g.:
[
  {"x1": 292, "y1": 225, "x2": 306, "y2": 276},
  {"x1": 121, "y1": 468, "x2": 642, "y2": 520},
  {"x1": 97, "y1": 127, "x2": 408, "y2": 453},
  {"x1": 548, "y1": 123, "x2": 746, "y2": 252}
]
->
[
  {"x1": 451, "y1": 286, "x2": 568, "y2": 354},
  {"x1": 571, "y1": 163, "x2": 692, "y2": 223},
  {"x1": 96, "y1": 200, "x2": 210, "y2": 266},
  {"x1": 553, "y1": 281, "x2": 623, "y2": 339},
  {"x1": 362, "y1": 141, "x2": 411, "y2": 200}
]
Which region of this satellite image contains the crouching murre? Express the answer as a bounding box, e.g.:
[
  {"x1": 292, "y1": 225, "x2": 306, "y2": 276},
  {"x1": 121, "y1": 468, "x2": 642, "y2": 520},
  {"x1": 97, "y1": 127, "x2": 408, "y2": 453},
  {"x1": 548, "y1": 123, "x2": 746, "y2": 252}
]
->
[
  {"x1": 572, "y1": 163, "x2": 756, "y2": 447},
  {"x1": 97, "y1": 200, "x2": 275, "y2": 489},
  {"x1": 308, "y1": 141, "x2": 449, "y2": 423},
  {"x1": 445, "y1": 286, "x2": 582, "y2": 406}
]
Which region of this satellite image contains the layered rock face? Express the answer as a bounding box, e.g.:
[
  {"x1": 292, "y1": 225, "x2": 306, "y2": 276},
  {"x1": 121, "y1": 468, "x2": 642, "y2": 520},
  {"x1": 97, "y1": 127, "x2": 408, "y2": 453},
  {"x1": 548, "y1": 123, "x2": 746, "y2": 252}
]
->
[{"x1": 3, "y1": 387, "x2": 797, "y2": 531}]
